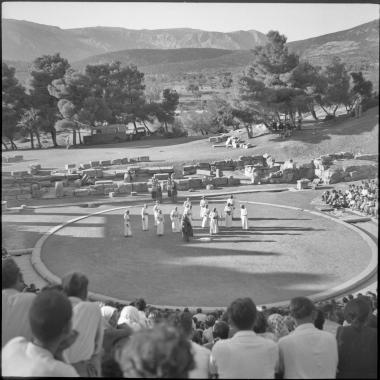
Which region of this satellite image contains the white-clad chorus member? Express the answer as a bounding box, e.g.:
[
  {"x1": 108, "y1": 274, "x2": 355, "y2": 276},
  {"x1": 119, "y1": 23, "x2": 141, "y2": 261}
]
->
[
  {"x1": 199, "y1": 196, "x2": 208, "y2": 219},
  {"x1": 241, "y1": 204, "x2": 249, "y2": 230},
  {"x1": 141, "y1": 204, "x2": 149, "y2": 231},
  {"x1": 224, "y1": 202, "x2": 233, "y2": 228},
  {"x1": 227, "y1": 194, "x2": 235, "y2": 218},
  {"x1": 201, "y1": 204, "x2": 210, "y2": 228},
  {"x1": 152, "y1": 200, "x2": 160, "y2": 226},
  {"x1": 209, "y1": 207, "x2": 219, "y2": 235},
  {"x1": 170, "y1": 206, "x2": 181, "y2": 232},
  {"x1": 123, "y1": 209, "x2": 132, "y2": 237},
  {"x1": 156, "y1": 210, "x2": 165, "y2": 236}
]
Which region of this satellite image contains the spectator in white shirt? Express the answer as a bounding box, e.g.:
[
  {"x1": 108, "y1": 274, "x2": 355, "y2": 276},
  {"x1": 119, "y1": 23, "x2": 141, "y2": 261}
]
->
[
  {"x1": 2, "y1": 289, "x2": 79, "y2": 377},
  {"x1": 210, "y1": 297, "x2": 279, "y2": 379},
  {"x1": 117, "y1": 324, "x2": 195, "y2": 378},
  {"x1": 194, "y1": 307, "x2": 207, "y2": 323},
  {"x1": 278, "y1": 297, "x2": 338, "y2": 379},
  {"x1": 62, "y1": 272, "x2": 104, "y2": 377},
  {"x1": 171, "y1": 311, "x2": 211, "y2": 378},
  {"x1": 134, "y1": 298, "x2": 149, "y2": 328},
  {"x1": 2, "y1": 258, "x2": 36, "y2": 347}
]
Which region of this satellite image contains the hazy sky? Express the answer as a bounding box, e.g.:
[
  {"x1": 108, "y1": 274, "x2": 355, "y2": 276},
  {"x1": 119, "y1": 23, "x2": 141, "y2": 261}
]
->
[{"x1": 2, "y1": 2, "x2": 379, "y2": 41}]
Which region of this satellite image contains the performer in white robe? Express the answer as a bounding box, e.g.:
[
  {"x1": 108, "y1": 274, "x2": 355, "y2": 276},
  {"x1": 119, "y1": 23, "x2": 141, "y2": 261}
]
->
[
  {"x1": 123, "y1": 210, "x2": 132, "y2": 237},
  {"x1": 202, "y1": 204, "x2": 210, "y2": 228},
  {"x1": 227, "y1": 195, "x2": 235, "y2": 218},
  {"x1": 199, "y1": 196, "x2": 208, "y2": 219},
  {"x1": 156, "y1": 210, "x2": 164, "y2": 236},
  {"x1": 241, "y1": 204, "x2": 248, "y2": 230},
  {"x1": 170, "y1": 207, "x2": 181, "y2": 232},
  {"x1": 153, "y1": 201, "x2": 160, "y2": 226},
  {"x1": 141, "y1": 204, "x2": 149, "y2": 231},
  {"x1": 224, "y1": 203, "x2": 233, "y2": 228},
  {"x1": 209, "y1": 208, "x2": 219, "y2": 235}
]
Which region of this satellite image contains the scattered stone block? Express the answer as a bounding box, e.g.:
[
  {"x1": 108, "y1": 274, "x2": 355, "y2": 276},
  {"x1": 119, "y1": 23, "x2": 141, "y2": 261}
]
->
[
  {"x1": 228, "y1": 177, "x2": 240, "y2": 186},
  {"x1": 139, "y1": 156, "x2": 150, "y2": 162},
  {"x1": 175, "y1": 179, "x2": 190, "y2": 191},
  {"x1": 111, "y1": 159, "x2": 122, "y2": 165},
  {"x1": 117, "y1": 183, "x2": 129, "y2": 194},
  {"x1": 188, "y1": 178, "x2": 203, "y2": 189},
  {"x1": 354, "y1": 153, "x2": 379, "y2": 162},
  {"x1": 63, "y1": 188, "x2": 74, "y2": 197},
  {"x1": 82, "y1": 169, "x2": 97, "y2": 177},
  {"x1": 65, "y1": 164, "x2": 76, "y2": 170},
  {"x1": 206, "y1": 184, "x2": 214, "y2": 190},
  {"x1": 132, "y1": 182, "x2": 148, "y2": 193},
  {"x1": 212, "y1": 177, "x2": 228, "y2": 186},
  {"x1": 79, "y1": 163, "x2": 91, "y2": 170},
  {"x1": 121, "y1": 157, "x2": 129, "y2": 164},
  {"x1": 73, "y1": 179, "x2": 82, "y2": 188},
  {"x1": 100, "y1": 160, "x2": 111, "y2": 166},
  {"x1": 131, "y1": 191, "x2": 138, "y2": 196},
  {"x1": 11, "y1": 171, "x2": 28, "y2": 177},
  {"x1": 183, "y1": 165, "x2": 197, "y2": 175},
  {"x1": 95, "y1": 169, "x2": 103, "y2": 178},
  {"x1": 90, "y1": 161, "x2": 100, "y2": 168}
]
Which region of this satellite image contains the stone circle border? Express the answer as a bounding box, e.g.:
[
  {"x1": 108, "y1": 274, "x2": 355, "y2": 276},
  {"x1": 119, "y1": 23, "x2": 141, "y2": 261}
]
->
[{"x1": 31, "y1": 199, "x2": 377, "y2": 311}]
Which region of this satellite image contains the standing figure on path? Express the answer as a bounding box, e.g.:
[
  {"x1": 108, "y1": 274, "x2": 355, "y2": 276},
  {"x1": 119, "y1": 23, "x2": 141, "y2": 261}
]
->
[
  {"x1": 156, "y1": 210, "x2": 164, "y2": 236},
  {"x1": 199, "y1": 196, "x2": 208, "y2": 219},
  {"x1": 124, "y1": 210, "x2": 132, "y2": 237},
  {"x1": 241, "y1": 204, "x2": 248, "y2": 230},
  {"x1": 181, "y1": 214, "x2": 193, "y2": 242},
  {"x1": 141, "y1": 204, "x2": 149, "y2": 231},
  {"x1": 157, "y1": 183, "x2": 163, "y2": 203},
  {"x1": 186, "y1": 205, "x2": 193, "y2": 226},
  {"x1": 209, "y1": 208, "x2": 219, "y2": 236},
  {"x1": 167, "y1": 177, "x2": 172, "y2": 199},
  {"x1": 171, "y1": 181, "x2": 178, "y2": 203},
  {"x1": 224, "y1": 203, "x2": 233, "y2": 228},
  {"x1": 153, "y1": 201, "x2": 160, "y2": 226},
  {"x1": 183, "y1": 197, "x2": 192, "y2": 209},
  {"x1": 227, "y1": 195, "x2": 235, "y2": 219},
  {"x1": 66, "y1": 135, "x2": 71, "y2": 149},
  {"x1": 202, "y1": 204, "x2": 210, "y2": 228},
  {"x1": 151, "y1": 178, "x2": 157, "y2": 201},
  {"x1": 170, "y1": 207, "x2": 181, "y2": 232}
]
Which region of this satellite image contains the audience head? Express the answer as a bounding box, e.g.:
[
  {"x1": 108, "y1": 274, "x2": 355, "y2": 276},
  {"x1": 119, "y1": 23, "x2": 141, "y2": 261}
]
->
[
  {"x1": 29, "y1": 289, "x2": 73, "y2": 347},
  {"x1": 192, "y1": 329, "x2": 203, "y2": 344},
  {"x1": 135, "y1": 298, "x2": 147, "y2": 312},
  {"x1": 117, "y1": 324, "x2": 194, "y2": 378},
  {"x1": 283, "y1": 315, "x2": 297, "y2": 333},
  {"x1": 196, "y1": 308, "x2": 202, "y2": 314},
  {"x1": 289, "y1": 297, "x2": 316, "y2": 323},
  {"x1": 205, "y1": 314, "x2": 216, "y2": 328},
  {"x1": 148, "y1": 309, "x2": 162, "y2": 326},
  {"x1": 62, "y1": 272, "x2": 89, "y2": 300},
  {"x1": 118, "y1": 305, "x2": 144, "y2": 331},
  {"x1": 2, "y1": 258, "x2": 25, "y2": 291},
  {"x1": 314, "y1": 309, "x2": 325, "y2": 330},
  {"x1": 344, "y1": 298, "x2": 371, "y2": 328},
  {"x1": 212, "y1": 320, "x2": 230, "y2": 340},
  {"x1": 227, "y1": 297, "x2": 257, "y2": 331},
  {"x1": 170, "y1": 311, "x2": 193, "y2": 339},
  {"x1": 101, "y1": 305, "x2": 119, "y2": 329},
  {"x1": 253, "y1": 311, "x2": 268, "y2": 334},
  {"x1": 267, "y1": 313, "x2": 289, "y2": 340}
]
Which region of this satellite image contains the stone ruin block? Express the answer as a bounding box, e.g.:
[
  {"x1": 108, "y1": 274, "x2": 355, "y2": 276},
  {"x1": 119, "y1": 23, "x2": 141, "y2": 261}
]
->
[
  {"x1": 139, "y1": 156, "x2": 150, "y2": 162},
  {"x1": 212, "y1": 177, "x2": 228, "y2": 187},
  {"x1": 154, "y1": 173, "x2": 171, "y2": 180},
  {"x1": 188, "y1": 178, "x2": 203, "y2": 189},
  {"x1": 11, "y1": 171, "x2": 28, "y2": 177},
  {"x1": 197, "y1": 162, "x2": 210, "y2": 169},
  {"x1": 175, "y1": 179, "x2": 190, "y2": 191},
  {"x1": 209, "y1": 136, "x2": 219, "y2": 143},
  {"x1": 67, "y1": 173, "x2": 81, "y2": 181},
  {"x1": 73, "y1": 179, "x2": 82, "y2": 188},
  {"x1": 321, "y1": 168, "x2": 345, "y2": 185},
  {"x1": 100, "y1": 160, "x2": 111, "y2": 166},
  {"x1": 354, "y1": 153, "x2": 379, "y2": 162},
  {"x1": 116, "y1": 183, "x2": 129, "y2": 194},
  {"x1": 183, "y1": 165, "x2": 197, "y2": 175},
  {"x1": 111, "y1": 159, "x2": 122, "y2": 165},
  {"x1": 74, "y1": 189, "x2": 90, "y2": 197},
  {"x1": 121, "y1": 157, "x2": 129, "y2": 164},
  {"x1": 281, "y1": 168, "x2": 297, "y2": 183},
  {"x1": 281, "y1": 160, "x2": 296, "y2": 171},
  {"x1": 228, "y1": 177, "x2": 240, "y2": 186},
  {"x1": 95, "y1": 169, "x2": 103, "y2": 178},
  {"x1": 82, "y1": 169, "x2": 97, "y2": 177},
  {"x1": 3, "y1": 187, "x2": 21, "y2": 196},
  {"x1": 89, "y1": 184, "x2": 104, "y2": 195},
  {"x1": 63, "y1": 188, "x2": 74, "y2": 197},
  {"x1": 17, "y1": 194, "x2": 32, "y2": 201},
  {"x1": 130, "y1": 182, "x2": 148, "y2": 193},
  {"x1": 90, "y1": 160, "x2": 100, "y2": 168},
  {"x1": 79, "y1": 163, "x2": 91, "y2": 170},
  {"x1": 65, "y1": 164, "x2": 76, "y2": 170}
]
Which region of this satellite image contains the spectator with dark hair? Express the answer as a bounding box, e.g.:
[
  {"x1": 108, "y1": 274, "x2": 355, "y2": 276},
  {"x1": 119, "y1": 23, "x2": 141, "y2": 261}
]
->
[
  {"x1": 147, "y1": 309, "x2": 163, "y2": 328},
  {"x1": 210, "y1": 297, "x2": 278, "y2": 378},
  {"x1": 134, "y1": 298, "x2": 148, "y2": 327},
  {"x1": 170, "y1": 311, "x2": 210, "y2": 378},
  {"x1": 62, "y1": 272, "x2": 104, "y2": 377},
  {"x1": 336, "y1": 298, "x2": 377, "y2": 378},
  {"x1": 204, "y1": 320, "x2": 230, "y2": 350},
  {"x1": 2, "y1": 289, "x2": 79, "y2": 376},
  {"x1": 278, "y1": 297, "x2": 338, "y2": 379},
  {"x1": 267, "y1": 313, "x2": 289, "y2": 341},
  {"x1": 322, "y1": 303, "x2": 341, "y2": 336},
  {"x1": 2, "y1": 258, "x2": 35, "y2": 347},
  {"x1": 117, "y1": 324, "x2": 195, "y2": 378},
  {"x1": 253, "y1": 311, "x2": 276, "y2": 341},
  {"x1": 202, "y1": 314, "x2": 216, "y2": 344},
  {"x1": 314, "y1": 309, "x2": 325, "y2": 330}
]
